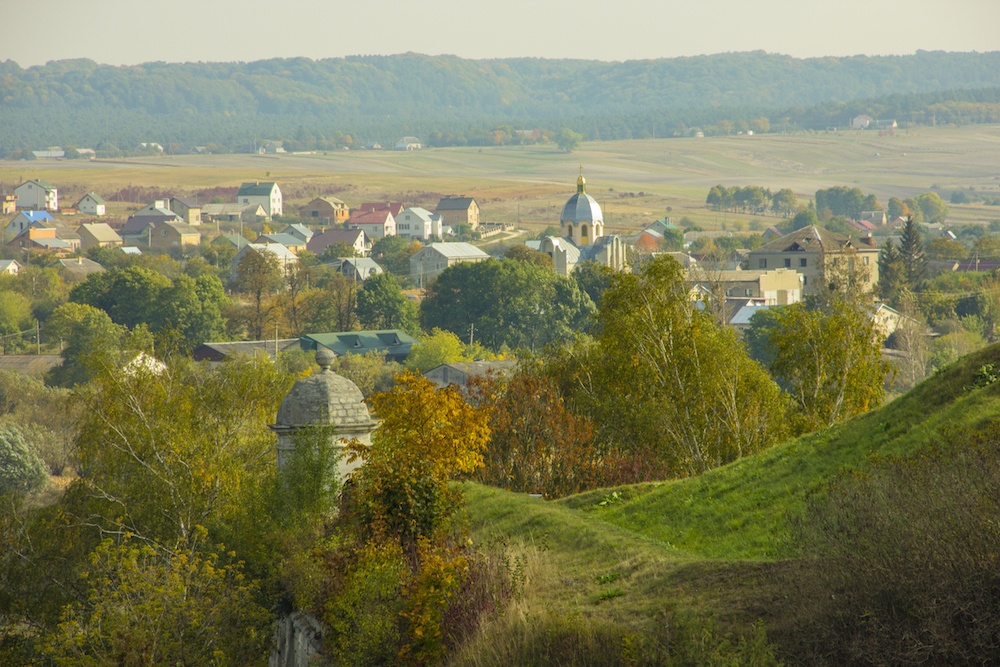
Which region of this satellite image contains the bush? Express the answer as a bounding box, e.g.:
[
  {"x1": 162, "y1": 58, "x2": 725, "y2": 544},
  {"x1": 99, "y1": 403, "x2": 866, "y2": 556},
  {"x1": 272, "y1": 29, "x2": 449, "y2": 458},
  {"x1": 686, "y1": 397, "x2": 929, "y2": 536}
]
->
[
  {"x1": 0, "y1": 424, "x2": 47, "y2": 495},
  {"x1": 774, "y1": 422, "x2": 1000, "y2": 665}
]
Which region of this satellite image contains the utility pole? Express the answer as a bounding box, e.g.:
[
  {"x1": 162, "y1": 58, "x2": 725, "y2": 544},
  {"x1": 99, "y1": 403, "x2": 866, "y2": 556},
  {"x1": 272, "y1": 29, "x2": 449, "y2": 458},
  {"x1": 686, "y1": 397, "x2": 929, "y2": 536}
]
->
[{"x1": 469, "y1": 323, "x2": 475, "y2": 347}]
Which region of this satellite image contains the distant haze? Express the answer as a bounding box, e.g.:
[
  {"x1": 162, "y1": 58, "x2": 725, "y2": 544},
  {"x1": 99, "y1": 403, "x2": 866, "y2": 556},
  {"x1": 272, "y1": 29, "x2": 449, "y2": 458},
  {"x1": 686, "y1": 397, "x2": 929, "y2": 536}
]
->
[{"x1": 6, "y1": 0, "x2": 999, "y2": 68}]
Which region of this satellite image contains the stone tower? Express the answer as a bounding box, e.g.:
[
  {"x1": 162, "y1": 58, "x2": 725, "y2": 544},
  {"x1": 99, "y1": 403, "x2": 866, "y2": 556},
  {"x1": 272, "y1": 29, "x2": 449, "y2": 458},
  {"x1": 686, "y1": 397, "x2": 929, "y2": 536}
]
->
[{"x1": 270, "y1": 347, "x2": 376, "y2": 480}]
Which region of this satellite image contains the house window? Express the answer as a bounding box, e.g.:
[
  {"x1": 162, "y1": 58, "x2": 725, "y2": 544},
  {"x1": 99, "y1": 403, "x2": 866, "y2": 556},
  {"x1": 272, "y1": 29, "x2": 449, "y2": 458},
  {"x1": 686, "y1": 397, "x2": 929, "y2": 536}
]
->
[
  {"x1": 783, "y1": 258, "x2": 791, "y2": 268},
  {"x1": 803, "y1": 276, "x2": 808, "y2": 285},
  {"x1": 800, "y1": 258, "x2": 807, "y2": 267},
  {"x1": 758, "y1": 258, "x2": 767, "y2": 269},
  {"x1": 863, "y1": 256, "x2": 870, "y2": 265}
]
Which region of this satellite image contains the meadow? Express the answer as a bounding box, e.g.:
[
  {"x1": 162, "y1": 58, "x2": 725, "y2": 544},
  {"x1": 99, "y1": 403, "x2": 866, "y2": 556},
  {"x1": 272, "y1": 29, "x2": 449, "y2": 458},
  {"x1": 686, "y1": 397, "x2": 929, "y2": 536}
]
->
[{"x1": 3, "y1": 124, "x2": 999, "y2": 239}]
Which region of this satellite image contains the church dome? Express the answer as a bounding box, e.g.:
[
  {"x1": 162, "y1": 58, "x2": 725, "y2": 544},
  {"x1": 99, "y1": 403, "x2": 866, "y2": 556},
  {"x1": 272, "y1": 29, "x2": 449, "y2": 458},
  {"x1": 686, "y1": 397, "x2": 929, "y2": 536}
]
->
[
  {"x1": 560, "y1": 192, "x2": 603, "y2": 224},
  {"x1": 274, "y1": 348, "x2": 371, "y2": 429}
]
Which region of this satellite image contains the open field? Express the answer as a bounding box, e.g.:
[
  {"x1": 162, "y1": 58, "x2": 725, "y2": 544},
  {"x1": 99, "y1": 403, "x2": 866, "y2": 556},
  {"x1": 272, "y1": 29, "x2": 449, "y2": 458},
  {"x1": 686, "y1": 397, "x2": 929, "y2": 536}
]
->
[{"x1": 3, "y1": 124, "x2": 1000, "y2": 237}]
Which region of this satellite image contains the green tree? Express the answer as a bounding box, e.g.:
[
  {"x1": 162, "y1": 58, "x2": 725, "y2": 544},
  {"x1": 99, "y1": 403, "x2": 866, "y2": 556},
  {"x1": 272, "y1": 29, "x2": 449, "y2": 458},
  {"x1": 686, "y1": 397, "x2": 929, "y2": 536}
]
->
[
  {"x1": 555, "y1": 128, "x2": 583, "y2": 152},
  {"x1": 0, "y1": 291, "x2": 32, "y2": 353},
  {"x1": 356, "y1": 272, "x2": 419, "y2": 334},
  {"x1": 504, "y1": 244, "x2": 553, "y2": 268},
  {"x1": 767, "y1": 293, "x2": 893, "y2": 431},
  {"x1": 0, "y1": 424, "x2": 47, "y2": 496},
  {"x1": 785, "y1": 208, "x2": 819, "y2": 233},
  {"x1": 877, "y1": 239, "x2": 905, "y2": 301},
  {"x1": 572, "y1": 261, "x2": 615, "y2": 306},
  {"x1": 898, "y1": 216, "x2": 927, "y2": 286},
  {"x1": 153, "y1": 274, "x2": 228, "y2": 355},
  {"x1": 574, "y1": 256, "x2": 787, "y2": 475},
  {"x1": 770, "y1": 188, "x2": 798, "y2": 217},
  {"x1": 913, "y1": 191, "x2": 948, "y2": 224},
  {"x1": 420, "y1": 259, "x2": 595, "y2": 352},
  {"x1": 302, "y1": 277, "x2": 359, "y2": 333},
  {"x1": 404, "y1": 328, "x2": 470, "y2": 373},
  {"x1": 69, "y1": 265, "x2": 172, "y2": 329},
  {"x1": 371, "y1": 235, "x2": 420, "y2": 277},
  {"x1": 44, "y1": 302, "x2": 144, "y2": 387}
]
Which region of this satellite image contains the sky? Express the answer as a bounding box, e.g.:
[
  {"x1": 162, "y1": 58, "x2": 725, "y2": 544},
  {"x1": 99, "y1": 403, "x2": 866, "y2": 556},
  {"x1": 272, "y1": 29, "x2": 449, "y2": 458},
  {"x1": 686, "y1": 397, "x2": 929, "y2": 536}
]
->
[{"x1": 5, "y1": 0, "x2": 999, "y2": 68}]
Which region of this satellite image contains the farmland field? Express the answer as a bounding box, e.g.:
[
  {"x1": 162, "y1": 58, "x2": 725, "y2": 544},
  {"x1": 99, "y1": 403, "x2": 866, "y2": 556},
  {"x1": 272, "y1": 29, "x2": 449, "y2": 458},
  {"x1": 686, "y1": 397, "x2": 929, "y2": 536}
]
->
[{"x1": 3, "y1": 124, "x2": 999, "y2": 237}]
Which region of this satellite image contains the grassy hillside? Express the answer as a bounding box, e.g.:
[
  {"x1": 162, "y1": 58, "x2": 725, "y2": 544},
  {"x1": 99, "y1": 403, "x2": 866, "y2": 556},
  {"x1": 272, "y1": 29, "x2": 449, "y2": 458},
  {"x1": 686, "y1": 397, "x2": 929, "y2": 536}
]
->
[{"x1": 457, "y1": 343, "x2": 1000, "y2": 662}]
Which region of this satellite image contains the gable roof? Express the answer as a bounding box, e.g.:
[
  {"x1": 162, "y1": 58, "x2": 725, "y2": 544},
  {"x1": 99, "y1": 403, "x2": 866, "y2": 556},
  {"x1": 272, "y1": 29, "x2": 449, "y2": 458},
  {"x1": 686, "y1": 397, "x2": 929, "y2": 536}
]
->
[
  {"x1": 418, "y1": 242, "x2": 489, "y2": 260},
  {"x1": 48, "y1": 257, "x2": 105, "y2": 276},
  {"x1": 258, "y1": 232, "x2": 305, "y2": 247},
  {"x1": 154, "y1": 220, "x2": 200, "y2": 237},
  {"x1": 436, "y1": 196, "x2": 477, "y2": 211},
  {"x1": 19, "y1": 179, "x2": 56, "y2": 191},
  {"x1": 349, "y1": 209, "x2": 394, "y2": 225},
  {"x1": 307, "y1": 228, "x2": 368, "y2": 255},
  {"x1": 79, "y1": 223, "x2": 121, "y2": 243},
  {"x1": 754, "y1": 225, "x2": 867, "y2": 254},
  {"x1": 281, "y1": 224, "x2": 314, "y2": 242},
  {"x1": 237, "y1": 182, "x2": 278, "y2": 197},
  {"x1": 14, "y1": 210, "x2": 54, "y2": 224},
  {"x1": 358, "y1": 202, "x2": 404, "y2": 216},
  {"x1": 78, "y1": 192, "x2": 107, "y2": 205},
  {"x1": 213, "y1": 233, "x2": 251, "y2": 249},
  {"x1": 192, "y1": 339, "x2": 301, "y2": 363},
  {"x1": 300, "y1": 330, "x2": 417, "y2": 361},
  {"x1": 170, "y1": 196, "x2": 200, "y2": 208}
]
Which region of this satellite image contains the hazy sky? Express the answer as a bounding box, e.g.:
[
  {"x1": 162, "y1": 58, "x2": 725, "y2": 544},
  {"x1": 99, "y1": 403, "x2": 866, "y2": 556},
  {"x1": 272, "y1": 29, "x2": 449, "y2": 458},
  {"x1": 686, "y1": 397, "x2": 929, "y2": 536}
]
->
[{"x1": 5, "y1": 0, "x2": 999, "y2": 67}]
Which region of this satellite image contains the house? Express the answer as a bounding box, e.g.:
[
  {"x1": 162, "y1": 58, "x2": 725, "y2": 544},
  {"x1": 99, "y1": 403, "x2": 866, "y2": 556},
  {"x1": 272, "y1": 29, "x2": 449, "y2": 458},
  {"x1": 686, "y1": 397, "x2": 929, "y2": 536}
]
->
[
  {"x1": 2, "y1": 195, "x2": 16, "y2": 215},
  {"x1": 307, "y1": 228, "x2": 370, "y2": 257},
  {"x1": 358, "y1": 202, "x2": 404, "y2": 217},
  {"x1": 435, "y1": 197, "x2": 480, "y2": 229},
  {"x1": 394, "y1": 137, "x2": 422, "y2": 151},
  {"x1": 236, "y1": 181, "x2": 282, "y2": 219},
  {"x1": 31, "y1": 149, "x2": 65, "y2": 160},
  {"x1": 280, "y1": 224, "x2": 314, "y2": 245},
  {"x1": 395, "y1": 207, "x2": 442, "y2": 241},
  {"x1": 300, "y1": 330, "x2": 417, "y2": 363},
  {"x1": 5, "y1": 227, "x2": 72, "y2": 255},
  {"x1": 746, "y1": 225, "x2": 879, "y2": 294},
  {"x1": 76, "y1": 193, "x2": 107, "y2": 216},
  {"x1": 851, "y1": 114, "x2": 873, "y2": 130},
  {"x1": 257, "y1": 140, "x2": 285, "y2": 154},
  {"x1": 231, "y1": 242, "x2": 299, "y2": 279},
  {"x1": 122, "y1": 204, "x2": 181, "y2": 244},
  {"x1": 48, "y1": 257, "x2": 105, "y2": 279},
  {"x1": 858, "y1": 210, "x2": 887, "y2": 226},
  {"x1": 78, "y1": 223, "x2": 122, "y2": 252},
  {"x1": 169, "y1": 197, "x2": 202, "y2": 225},
  {"x1": 201, "y1": 203, "x2": 266, "y2": 223},
  {"x1": 424, "y1": 360, "x2": 518, "y2": 390},
  {"x1": 686, "y1": 268, "x2": 802, "y2": 306},
  {"x1": 4, "y1": 210, "x2": 54, "y2": 240},
  {"x1": 299, "y1": 197, "x2": 349, "y2": 225},
  {"x1": 258, "y1": 233, "x2": 307, "y2": 254},
  {"x1": 337, "y1": 257, "x2": 384, "y2": 281},
  {"x1": 14, "y1": 180, "x2": 58, "y2": 211},
  {"x1": 348, "y1": 208, "x2": 396, "y2": 239},
  {"x1": 409, "y1": 242, "x2": 489, "y2": 286},
  {"x1": 50, "y1": 223, "x2": 81, "y2": 252},
  {"x1": 192, "y1": 339, "x2": 301, "y2": 364},
  {"x1": 212, "y1": 233, "x2": 251, "y2": 250},
  {"x1": 0, "y1": 259, "x2": 21, "y2": 276},
  {"x1": 149, "y1": 221, "x2": 201, "y2": 251}
]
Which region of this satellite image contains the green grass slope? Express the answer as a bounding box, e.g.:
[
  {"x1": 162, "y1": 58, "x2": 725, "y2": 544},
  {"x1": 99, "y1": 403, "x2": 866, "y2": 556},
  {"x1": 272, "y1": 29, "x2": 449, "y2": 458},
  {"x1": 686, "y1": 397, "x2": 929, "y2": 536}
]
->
[{"x1": 555, "y1": 343, "x2": 1000, "y2": 560}]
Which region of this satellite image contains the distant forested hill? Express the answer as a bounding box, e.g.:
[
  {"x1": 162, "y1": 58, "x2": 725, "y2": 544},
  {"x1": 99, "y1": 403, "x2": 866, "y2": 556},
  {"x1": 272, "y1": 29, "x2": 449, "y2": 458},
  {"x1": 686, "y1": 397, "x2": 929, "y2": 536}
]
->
[{"x1": 2, "y1": 50, "x2": 1000, "y2": 153}]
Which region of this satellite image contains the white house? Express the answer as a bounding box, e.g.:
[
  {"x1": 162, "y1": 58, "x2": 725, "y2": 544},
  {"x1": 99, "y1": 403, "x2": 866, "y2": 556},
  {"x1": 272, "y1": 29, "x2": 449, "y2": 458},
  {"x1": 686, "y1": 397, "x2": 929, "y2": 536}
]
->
[
  {"x1": 0, "y1": 259, "x2": 21, "y2": 276},
  {"x1": 395, "y1": 207, "x2": 442, "y2": 241},
  {"x1": 236, "y1": 182, "x2": 282, "y2": 219},
  {"x1": 76, "y1": 192, "x2": 107, "y2": 216},
  {"x1": 14, "y1": 180, "x2": 58, "y2": 211},
  {"x1": 348, "y1": 209, "x2": 396, "y2": 240},
  {"x1": 394, "y1": 136, "x2": 422, "y2": 151},
  {"x1": 409, "y1": 242, "x2": 489, "y2": 287}
]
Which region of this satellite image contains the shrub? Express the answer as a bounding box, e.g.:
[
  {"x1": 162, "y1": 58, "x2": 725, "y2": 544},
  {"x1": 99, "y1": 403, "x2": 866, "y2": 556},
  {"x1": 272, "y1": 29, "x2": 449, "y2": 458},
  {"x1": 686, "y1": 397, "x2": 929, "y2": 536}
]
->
[
  {"x1": 774, "y1": 423, "x2": 1000, "y2": 665},
  {"x1": 0, "y1": 424, "x2": 47, "y2": 496}
]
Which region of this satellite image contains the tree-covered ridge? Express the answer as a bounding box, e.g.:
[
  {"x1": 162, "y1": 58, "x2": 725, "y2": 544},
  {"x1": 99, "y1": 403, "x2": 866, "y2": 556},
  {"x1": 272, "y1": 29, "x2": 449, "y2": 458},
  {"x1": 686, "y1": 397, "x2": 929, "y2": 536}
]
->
[{"x1": 3, "y1": 51, "x2": 1000, "y2": 149}]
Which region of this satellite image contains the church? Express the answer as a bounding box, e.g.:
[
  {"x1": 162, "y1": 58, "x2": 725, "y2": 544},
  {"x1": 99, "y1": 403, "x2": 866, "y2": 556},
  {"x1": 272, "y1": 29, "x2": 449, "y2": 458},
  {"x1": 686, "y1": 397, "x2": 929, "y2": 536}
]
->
[{"x1": 535, "y1": 170, "x2": 627, "y2": 276}]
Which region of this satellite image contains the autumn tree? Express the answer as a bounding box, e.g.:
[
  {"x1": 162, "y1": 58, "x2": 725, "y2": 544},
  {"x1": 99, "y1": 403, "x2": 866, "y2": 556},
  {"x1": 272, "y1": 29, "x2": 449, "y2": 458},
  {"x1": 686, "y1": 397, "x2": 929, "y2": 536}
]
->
[
  {"x1": 766, "y1": 292, "x2": 893, "y2": 431},
  {"x1": 234, "y1": 248, "x2": 283, "y2": 340},
  {"x1": 404, "y1": 328, "x2": 470, "y2": 373},
  {"x1": 472, "y1": 367, "x2": 606, "y2": 498},
  {"x1": 44, "y1": 533, "x2": 271, "y2": 667}
]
